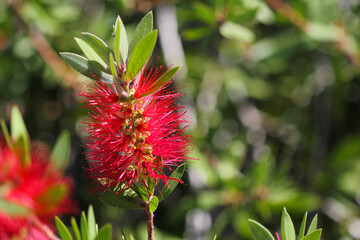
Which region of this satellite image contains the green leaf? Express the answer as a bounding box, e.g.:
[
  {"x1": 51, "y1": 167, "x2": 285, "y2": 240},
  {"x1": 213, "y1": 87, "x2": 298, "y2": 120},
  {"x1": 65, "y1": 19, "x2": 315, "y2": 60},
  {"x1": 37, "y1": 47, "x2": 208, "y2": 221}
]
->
[
  {"x1": 99, "y1": 190, "x2": 141, "y2": 210},
  {"x1": 126, "y1": 30, "x2": 157, "y2": 82},
  {"x1": 37, "y1": 184, "x2": 68, "y2": 211},
  {"x1": 11, "y1": 106, "x2": 30, "y2": 166},
  {"x1": 82, "y1": 32, "x2": 111, "y2": 64},
  {"x1": 248, "y1": 219, "x2": 275, "y2": 240},
  {"x1": 94, "y1": 224, "x2": 112, "y2": 240},
  {"x1": 109, "y1": 53, "x2": 118, "y2": 87},
  {"x1": 0, "y1": 198, "x2": 30, "y2": 216},
  {"x1": 81, "y1": 211, "x2": 89, "y2": 240},
  {"x1": 305, "y1": 22, "x2": 337, "y2": 42},
  {"x1": 1, "y1": 119, "x2": 13, "y2": 149},
  {"x1": 220, "y1": 21, "x2": 255, "y2": 43},
  {"x1": 60, "y1": 52, "x2": 114, "y2": 84},
  {"x1": 87, "y1": 205, "x2": 96, "y2": 240},
  {"x1": 302, "y1": 229, "x2": 322, "y2": 240},
  {"x1": 50, "y1": 130, "x2": 71, "y2": 171},
  {"x1": 134, "y1": 184, "x2": 149, "y2": 202},
  {"x1": 55, "y1": 216, "x2": 73, "y2": 240},
  {"x1": 130, "y1": 11, "x2": 153, "y2": 52},
  {"x1": 159, "y1": 163, "x2": 186, "y2": 201},
  {"x1": 281, "y1": 208, "x2": 295, "y2": 240},
  {"x1": 182, "y1": 27, "x2": 213, "y2": 41},
  {"x1": 149, "y1": 196, "x2": 159, "y2": 213},
  {"x1": 71, "y1": 217, "x2": 81, "y2": 240},
  {"x1": 75, "y1": 37, "x2": 109, "y2": 72},
  {"x1": 138, "y1": 66, "x2": 179, "y2": 98},
  {"x1": 298, "y1": 212, "x2": 308, "y2": 240},
  {"x1": 192, "y1": 2, "x2": 216, "y2": 26},
  {"x1": 307, "y1": 215, "x2": 318, "y2": 234},
  {"x1": 114, "y1": 15, "x2": 129, "y2": 64}
]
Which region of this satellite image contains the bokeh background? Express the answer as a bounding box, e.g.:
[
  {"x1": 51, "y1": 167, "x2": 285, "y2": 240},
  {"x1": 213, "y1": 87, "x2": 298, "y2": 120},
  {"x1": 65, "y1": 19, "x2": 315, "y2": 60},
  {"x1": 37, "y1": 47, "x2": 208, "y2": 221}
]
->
[{"x1": 1, "y1": 0, "x2": 360, "y2": 239}]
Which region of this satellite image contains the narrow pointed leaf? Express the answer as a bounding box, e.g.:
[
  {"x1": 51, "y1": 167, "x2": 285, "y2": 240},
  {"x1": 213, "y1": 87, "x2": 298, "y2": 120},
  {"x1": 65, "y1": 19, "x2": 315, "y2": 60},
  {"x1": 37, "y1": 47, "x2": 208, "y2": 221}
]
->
[
  {"x1": 248, "y1": 219, "x2": 275, "y2": 240},
  {"x1": 281, "y1": 208, "x2": 295, "y2": 240},
  {"x1": 149, "y1": 196, "x2": 159, "y2": 213},
  {"x1": 298, "y1": 212, "x2": 307, "y2": 240},
  {"x1": 87, "y1": 205, "x2": 96, "y2": 240},
  {"x1": 11, "y1": 106, "x2": 30, "y2": 166},
  {"x1": 109, "y1": 53, "x2": 118, "y2": 85},
  {"x1": 159, "y1": 163, "x2": 186, "y2": 201},
  {"x1": 1, "y1": 119, "x2": 13, "y2": 149},
  {"x1": 302, "y1": 229, "x2": 322, "y2": 240},
  {"x1": 115, "y1": 16, "x2": 129, "y2": 64},
  {"x1": 60, "y1": 52, "x2": 114, "y2": 84},
  {"x1": 80, "y1": 211, "x2": 89, "y2": 240},
  {"x1": 51, "y1": 130, "x2": 71, "y2": 171},
  {"x1": 139, "y1": 66, "x2": 179, "y2": 98},
  {"x1": 75, "y1": 37, "x2": 109, "y2": 72},
  {"x1": 94, "y1": 224, "x2": 112, "y2": 240},
  {"x1": 71, "y1": 217, "x2": 81, "y2": 240},
  {"x1": 0, "y1": 198, "x2": 30, "y2": 216},
  {"x1": 130, "y1": 11, "x2": 153, "y2": 52},
  {"x1": 55, "y1": 216, "x2": 73, "y2": 240},
  {"x1": 137, "y1": 184, "x2": 149, "y2": 202},
  {"x1": 126, "y1": 30, "x2": 157, "y2": 82},
  {"x1": 82, "y1": 32, "x2": 111, "y2": 63},
  {"x1": 37, "y1": 184, "x2": 68, "y2": 212},
  {"x1": 307, "y1": 215, "x2": 318, "y2": 234},
  {"x1": 99, "y1": 190, "x2": 141, "y2": 210}
]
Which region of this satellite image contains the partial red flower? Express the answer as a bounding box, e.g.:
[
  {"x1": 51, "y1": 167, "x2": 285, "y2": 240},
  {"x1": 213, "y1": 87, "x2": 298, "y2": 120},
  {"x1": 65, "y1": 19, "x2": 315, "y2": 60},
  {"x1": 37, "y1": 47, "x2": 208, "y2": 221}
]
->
[
  {"x1": 81, "y1": 65, "x2": 192, "y2": 192},
  {"x1": 0, "y1": 141, "x2": 77, "y2": 239}
]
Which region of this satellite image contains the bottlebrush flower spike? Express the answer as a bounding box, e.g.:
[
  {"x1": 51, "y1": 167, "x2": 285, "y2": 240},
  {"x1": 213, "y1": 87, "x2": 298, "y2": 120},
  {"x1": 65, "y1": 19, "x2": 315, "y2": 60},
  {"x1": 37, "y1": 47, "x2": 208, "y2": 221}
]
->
[
  {"x1": 81, "y1": 64, "x2": 192, "y2": 193},
  {"x1": 62, "y1": 11, "x2": 193, "y2": 240},
  {"x1": 0, "y1": 107, "x2": 77, "y2": 240},
  {"x1": 62, "y1": 13, "x2": 194, "y2": 203}
]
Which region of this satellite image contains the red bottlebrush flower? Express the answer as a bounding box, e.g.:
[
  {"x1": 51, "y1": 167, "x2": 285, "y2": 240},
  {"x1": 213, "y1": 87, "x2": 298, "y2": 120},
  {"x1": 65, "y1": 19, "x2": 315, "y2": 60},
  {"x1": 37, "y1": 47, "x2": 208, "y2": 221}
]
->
[
  {"x1": 81, "y1": 65, "x2": 192, "y2": 193},
  {"x1": 0, "y1": 141, "x2": 77, "y2": 239}
]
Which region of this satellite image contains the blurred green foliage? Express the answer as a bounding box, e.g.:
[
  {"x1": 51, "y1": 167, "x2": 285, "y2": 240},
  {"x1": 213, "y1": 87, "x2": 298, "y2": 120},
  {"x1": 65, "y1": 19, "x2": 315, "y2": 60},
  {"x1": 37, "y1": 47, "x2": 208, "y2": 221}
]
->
[{"x1": 2, "y1": 0, "x2": 360, "y2": 239}]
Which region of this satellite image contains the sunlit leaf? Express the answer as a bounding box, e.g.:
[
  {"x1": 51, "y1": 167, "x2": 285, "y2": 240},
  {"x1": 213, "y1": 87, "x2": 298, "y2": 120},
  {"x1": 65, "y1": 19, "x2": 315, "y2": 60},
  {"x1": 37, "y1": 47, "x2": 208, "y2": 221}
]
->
[
  {"x1": 71, "y1": 217, "x2": 81, "y2": 240},
  {"x1": 50, "y1": 130, "x2": 70, "y2": 171},
  {"x1": 305, "y1": 22, "x2": 337, "y2": 42},
  {"x1": 55, "y1": 216, "x2": 73, "y2": 240},
  {"x1": 126, "y1": 30, "x2": 157, "y2": 82},
  {"x1": 81, "y1": 211, "x2": 89, "y2": 240},
  {"x1": 0, "y1": 198, "x2": 30, "y2": 216},
  {"x1": 130, "y1": 11, "x2": 153, "y2": 52},
  {"x1": 298, "y1": 212, "x2": 307, "y2": 240},
  {"x1": 281, "y1": 207, "x2": 295, "y2": 240},
  {"x1": 11, "y1": 106, "x2": 30, "y2": 166},
  {"x1": 220, "y1": 21, "x2": 255, "y2": 43},
  {"x1": 82, "y1": 32, "x2": 111, "y2": 64},
  {"x1": 302, "y1": 229, "x2": 322, "y2": 240},
  {"x1": 60, "y1": 52, "x2": 114, "y2": 84},
  {"x1": 149, "y1": 196, "x2": 159, "y2": 213},
  {"x1": 87, "y1": 205, "x2": 96, "y2": 240},
  {"x1": 115, "y1": 15, "x2": 128, "y2": 64},
  {"x1": 94, "y1": 224, "x2": 112, "y2": 240},
  {"x1": 307, "y1": 214, "x2": 318, "y2": 234},
  {"x1": 248, "y1": 219, "x2": 275, "y2": 240},
  {"x1": 75, "y1": 37, "x2": 109, "y2": 71}
]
